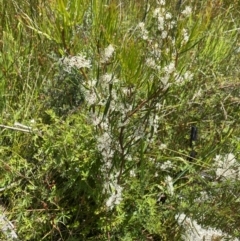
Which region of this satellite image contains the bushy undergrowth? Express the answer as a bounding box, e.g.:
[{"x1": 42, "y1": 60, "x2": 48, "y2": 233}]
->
[{"x1": 0, "y1": 0, "x2": 240, "y2": 240}]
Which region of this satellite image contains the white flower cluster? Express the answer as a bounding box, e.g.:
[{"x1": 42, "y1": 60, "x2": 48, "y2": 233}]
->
[
  {"x1": 145, "y1": 43, "x2": 162, "y2": 70},
  {"x1": 182, "y1": 28, "x2": 189, "y2": 43},
  {"x1": 182, "y1": 6, "x2": 192, "y2": 17},
  {"x1": 164, "y1": 62, "x2": 175, "y2": 75},
  {"x1": 146, "y1": 58, "x2": 158, "y2": 70},
  {"x1": 96, "y1": 120, "x2": 123, "y2": 209},
  {"x1": 97, "y1": 132, "x2": 114, "y2": 168},
  {"x1": 160, "y1": 62, "x2": 176, "y2": 86},
  {"x1": 160, "y1": 160, "x2": 173, "y2": 171},
  {"x1": 88, "y1": 82, "x2": 125, "y2": 210},
  {"x1": 130, "y1": 169, "x2": 136, "y2": 177},
  {"x1": 105, "y1": 173, "x2": 123, "y2": 210},
  {"x1": 61, "y1": 54, "x2": 91, "y2": 72},
  {"x1": 101, "y1": 73, "x2": 119, "y2": 84},
  {"x1": 176, "y1": 213, "x2": 239, "y2": 241},
  {"x1": 101, "y1": 44, "x2": 115, "y2": 64},
  {"x1": 153, "y1": 8, "x2": 164, "y2": 31},
  {"x1": 85, "y1": 90, "x2": 98, "y2": 106},
  {"x1": 138, "y1": 22, "x2": 149, "y2": 40},
  {"x1": 83, "y1": 73, "x2": 120, "y2": 106},
  {"x1": 157, "y1": 0, "x2": 165, "y2": 5},
  {"x1": 214, "y1": 153, "x2": 240, "y2": 180},
  {"x1": 95, "y1": 119, "x2": 124, "y2": 210},
  {"x1": 153, "y1": 7, "x2": 175, "y2": 32},
  {"x1": 174, "y1": 71, "x2": 193, "y2": 85}
]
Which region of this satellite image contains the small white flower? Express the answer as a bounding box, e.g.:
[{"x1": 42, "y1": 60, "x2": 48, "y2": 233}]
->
[
  {"x1": 165, "y1": 12, "x2": 172, "y2": 20},
  {"x1": 182, "y1": 28, "x2": 189, "y2": 43},
  {"x1": 153, "y1": 8, "x2": 161, "y2": 18},
  {"x1": 153, "y1": 8, "x2": 165, "y2": 30},
  {"x1": 174, "y1": 73, "x2": 184, "y2": 84},
  {"x1": 102, "y1": 73, "x2": 113, "y2": 83},
  {"x1": 174, "y1": 71, "x2": 193, "y2": 85},
  {"x1": 138, "y1": 22, "x2": 145, "y2": 29},
  {"x1": 184, "y1": 71, "x2": 193, "y2": 81},
  {"x1": 146, "y1": 58, "x2": 157, "y2": 69},
  {"x1": 90, "y1": 113, "x2": 101, "y2": 126},
  {"x1": 101, "y1": 73, "x2": 118, "y2": 84},
  {"x1": 161, "y1": 75, "x2": 170, "y2": 86},
  {"x1": 106, "y1": 195, "x2": 115, "y2": 208},
  {"x1": 85, "y1": 91, "x2": 97, "y2": 105},
  {"x1": 160, "y1": 160, "x2": 173, "y2": 170},
  {"x1": 152, "y1": 44, "x2": 161, "y2": 59},
  {"x1": 159, "y1": 143, "x2": 167, "y2": 150},
  {"x1": 157, "y1": 16, "x2": 165, "y2": 31},
  {"x1": 97, "y1": 132, "x2": 111, "y2": 151},
  {"x1": 100, "y1": 120, "x2": 109, "y2": 131},
  {"x1": 130, "y1": 169, "x2": 136, "y2": 177},
  {"x1": 182, "y1": 6, "x2": 192, "y2": 16},
  {"x1": 161, "y1": 30, "x2": 168, "y2": 39},
  {"x1": 101, "y1": 44, "x2": 115, "y2": 63},
  {"x1": 169, "y1": 20, "x2": 176, "y2": 29},
  {"x1": 88, "y1": 79, "x2": 97, "y2": 88},
  {"x1": 164, "y1": 62, "x2": 175, "y2": 74},
  {"x1": 157, "y1": 0, "x2": 165, "y2": 5}
]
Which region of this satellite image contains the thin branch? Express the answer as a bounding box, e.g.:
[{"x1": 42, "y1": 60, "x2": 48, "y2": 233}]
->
[{"x1": 0, "y1": 124, "x2": 32, "y2": 133}]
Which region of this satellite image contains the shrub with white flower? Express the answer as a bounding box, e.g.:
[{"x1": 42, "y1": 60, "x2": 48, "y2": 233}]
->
[{"x1": 48, "y1": 1, "x2": 240, "y2": 239}]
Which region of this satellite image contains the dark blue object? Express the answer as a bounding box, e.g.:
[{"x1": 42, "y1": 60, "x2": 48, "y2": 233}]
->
[
  {"x1": 188, "y1": 150, "x2": 197, "y2": 161},
  {"x1": 190, "y1": 126, "x2": 198, "y2": 142}
]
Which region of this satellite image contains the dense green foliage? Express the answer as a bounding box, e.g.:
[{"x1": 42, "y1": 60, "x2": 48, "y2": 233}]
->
[{"x1": 1, "y1": 0, "x2": 240, "y2": 240}]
